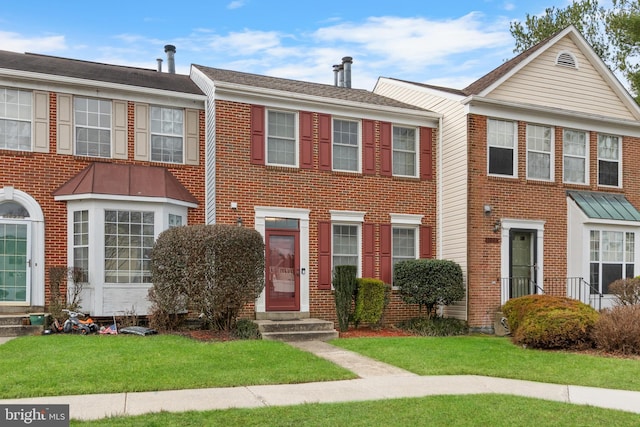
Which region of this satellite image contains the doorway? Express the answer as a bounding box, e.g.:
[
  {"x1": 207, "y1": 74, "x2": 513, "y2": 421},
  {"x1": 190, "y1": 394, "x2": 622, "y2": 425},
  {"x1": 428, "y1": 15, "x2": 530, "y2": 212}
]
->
[
  {"x1": 510, "y1": 230, "x2": 537, "y2": 298},
  {"x1": 265, "y1": 227, "x2": 300, "y2": 311}
]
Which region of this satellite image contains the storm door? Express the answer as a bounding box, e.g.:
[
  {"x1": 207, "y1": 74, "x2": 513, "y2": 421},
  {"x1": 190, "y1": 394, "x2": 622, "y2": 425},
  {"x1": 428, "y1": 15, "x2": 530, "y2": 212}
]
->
[
  {"x1": 265, "y1": 218, "x2": 300, "y2": 311},
  {"x1": 510, "y1": 230, "x2": 537, "y2": 298}
]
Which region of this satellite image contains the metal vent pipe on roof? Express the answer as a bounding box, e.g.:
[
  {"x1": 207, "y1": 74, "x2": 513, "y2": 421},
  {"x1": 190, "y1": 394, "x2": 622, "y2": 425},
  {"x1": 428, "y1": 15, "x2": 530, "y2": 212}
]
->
[
  {"x1": 156, "y1": 58, "x2": 163, "y2": 72},
  {"x1": 333, "y1": 64, "x2": 340, "y2": 86},
  {"x1": 164, "y1": 44, "x2": 176, "y2": 74},
  {"x1": 342, "y1": 56, "x2": 352, "y2": 88}
]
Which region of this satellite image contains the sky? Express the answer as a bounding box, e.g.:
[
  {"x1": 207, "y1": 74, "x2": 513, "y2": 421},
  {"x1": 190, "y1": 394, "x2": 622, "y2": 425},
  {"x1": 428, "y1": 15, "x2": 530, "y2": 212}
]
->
[{"x1": 0, "y1": 1, "x2": 580, "y2": 90}]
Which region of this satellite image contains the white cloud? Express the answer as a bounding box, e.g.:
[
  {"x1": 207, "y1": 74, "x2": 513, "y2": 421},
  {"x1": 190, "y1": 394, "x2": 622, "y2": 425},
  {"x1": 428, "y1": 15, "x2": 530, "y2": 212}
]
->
[
  {"x1": 227, "y1": 1, "x2": 245, "y2": 10},
  {"x1": 0, "y1": 31, "x2": 66, "y2": 53}
]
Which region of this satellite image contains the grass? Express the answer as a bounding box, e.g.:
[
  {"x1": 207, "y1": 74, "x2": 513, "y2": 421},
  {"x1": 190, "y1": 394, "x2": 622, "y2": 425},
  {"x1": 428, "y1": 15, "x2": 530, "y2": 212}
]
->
[
  {"x1": 71, "y1": 394, "x2": 640, "y2": 426},
  {"x1": 0, "y1": 334, "x2": 355, "y2": 399},
  {"x1": 331, "y1": 335, "x2": 640, "y2": 391}
]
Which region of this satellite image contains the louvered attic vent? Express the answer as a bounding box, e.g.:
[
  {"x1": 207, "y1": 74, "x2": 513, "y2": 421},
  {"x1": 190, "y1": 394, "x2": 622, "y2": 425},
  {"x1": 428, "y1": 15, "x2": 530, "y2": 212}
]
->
[{"x1": 556, "y1": 51, "x2": 577, "y2": 69}]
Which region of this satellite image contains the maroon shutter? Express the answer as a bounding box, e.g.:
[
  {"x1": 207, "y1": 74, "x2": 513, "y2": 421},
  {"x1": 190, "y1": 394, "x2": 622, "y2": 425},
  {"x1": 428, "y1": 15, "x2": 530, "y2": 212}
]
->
[
  {"x1": 300, "y1": 111, "x2": 313, "y2": 169},
  {"x1": 420, "y1": 225, "x2": 433, "y2": 259},
  {"x1": 363, "y1": 119, "x2": 376, "y2": 175},
  {"x1": 318, "y1": 113, "x2": 331, "y2": 171},
  {"x1": 318, "y1": 221, "x2": 332, "y2": 289},
  {"x1": 363, "y1": 223, "x2": 375, "y2": 278},
  {"x1": 380, "y1": 224, "x2": 392, "y2": 284},
  {"x1": 380, "y1": 121, "x2": 392, "y2": 176},
  {"x1": 250, "y1": 105, "x2": 265, "y2": 164},
  {"x1": 420, "y1": 127, "x2": 433, "y2": 181}
]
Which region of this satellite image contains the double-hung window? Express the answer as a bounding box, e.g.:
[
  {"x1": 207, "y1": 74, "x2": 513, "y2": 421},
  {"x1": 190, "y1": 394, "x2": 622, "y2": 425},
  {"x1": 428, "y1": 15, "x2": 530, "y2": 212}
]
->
[
  {"x1": 333, "y1": 118, "x2": 359, "y2": 172},
  {"x1": 73, "y1": 210, "x2": 89, "y2": 282},
  {"x1": 151, "y1": 106, "x2": 184, "y2": 163},
  {"x1": 563, "y1": 129, "x2": 588, "y2": 184},
  {"x1": 75, "y1": 97, "x2": 111, "y2": 157},
  {"x1": 590, "y1": 230, "x2": 635, "y2": 294},
  {"x1": 488, "y1": 119, "x2": 517, "y2": 177},
  {"x1": 598, "y1": 134, "x2": 621, "y2": 187},
  {"x1": 393, "y1": 125, "x2": 417, "y2": 177},
  {"x1": 390, "y1": 214, "x2": 421, "y2": 284},
  {"x1": 0, "y1": 88, "x2": 32, "y2": 151},
  {"x1": 267, "y1": 110, "x2": 296, "y2": 166},
  {"x1": 526, "y1": 124, "x2": 553, "y2": 181},
  {"x1": 332, "y1": 224, "x2": 359, "y2": 269}
]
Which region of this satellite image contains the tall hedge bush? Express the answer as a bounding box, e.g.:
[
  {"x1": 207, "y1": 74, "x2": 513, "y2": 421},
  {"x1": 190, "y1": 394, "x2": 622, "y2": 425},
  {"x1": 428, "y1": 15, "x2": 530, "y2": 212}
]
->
[
  {"x1": 394, "y1": 259, "x2": 464, "y2": 317},
  {"x1": 354, "y1": 278, "x2": 388, "y2": 327},
  {"x1": 333, "y1": 265, "x2": 357, "y2": 332},
  {"x1": 149, "y1": 224, "x2": 265, "y2": 331}
]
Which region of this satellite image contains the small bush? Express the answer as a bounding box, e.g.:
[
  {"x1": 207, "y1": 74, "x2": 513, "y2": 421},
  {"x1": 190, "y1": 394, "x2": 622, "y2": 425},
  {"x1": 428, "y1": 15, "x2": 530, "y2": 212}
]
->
[
  {"x1": 354, "y1": 278, "x2": 388, "y2": 327},
  {"x1": 592, "y1": 305, "x2": 640, "y2": 355},
  {"x1": 394, "y1": 259, "x2": 464, "y2": 317},
  {"x1": 502, "y1": 295, "x2": 599, "y2": 350},
  {"x1": 233, "y1": 319, "x2": 262, "y2": 340},
  {"x1": 398, "y1": 316, "x2": 469, "y2": 336},
  {"x1": 333, "y1": 265, "x2": 357, "y2": 332},
  {"x1": 608, "y1": 277, "x2": 640, "y2": 306}
]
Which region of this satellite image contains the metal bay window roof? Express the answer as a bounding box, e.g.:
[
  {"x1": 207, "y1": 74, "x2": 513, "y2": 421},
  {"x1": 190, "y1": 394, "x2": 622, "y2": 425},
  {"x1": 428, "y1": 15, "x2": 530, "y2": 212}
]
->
[{"x1": 567, "y1": 190, "x2": 640, "y2": 222}]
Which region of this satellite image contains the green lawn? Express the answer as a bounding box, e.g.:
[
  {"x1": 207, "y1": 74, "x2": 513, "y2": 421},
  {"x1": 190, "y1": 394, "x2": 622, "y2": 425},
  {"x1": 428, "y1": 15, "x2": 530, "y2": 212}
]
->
[
  {"x1": 3, "y1": 334, "x2": 640, "y2": 425},
  {"x1": 0, "y1": 334, "x2": 355, "y2": 399},
  {"x1": 72, "y1": 394, "x2": 640, "y2": 426},
  {"x1": 331, "y1": 335, "x2": 640, "y2": 391}
]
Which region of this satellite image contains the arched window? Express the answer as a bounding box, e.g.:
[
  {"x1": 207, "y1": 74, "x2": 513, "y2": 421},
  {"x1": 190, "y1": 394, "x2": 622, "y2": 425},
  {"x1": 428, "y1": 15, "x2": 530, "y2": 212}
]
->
[{"x1": 0, "y1": 201, "x2": 29, "y2": 218}]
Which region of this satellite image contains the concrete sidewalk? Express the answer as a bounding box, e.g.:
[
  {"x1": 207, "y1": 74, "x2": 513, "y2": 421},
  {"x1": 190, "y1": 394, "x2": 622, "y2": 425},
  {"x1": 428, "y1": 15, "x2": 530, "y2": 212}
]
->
[{"x1": 1, "y1": 338, "x2": 640, "y2": 420}]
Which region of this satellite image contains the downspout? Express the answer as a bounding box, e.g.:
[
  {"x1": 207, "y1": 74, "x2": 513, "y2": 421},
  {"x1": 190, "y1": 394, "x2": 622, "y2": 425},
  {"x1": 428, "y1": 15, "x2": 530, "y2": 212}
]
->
[{"x1": 438, "y1": 115, "x2": 443, "y2": 259}]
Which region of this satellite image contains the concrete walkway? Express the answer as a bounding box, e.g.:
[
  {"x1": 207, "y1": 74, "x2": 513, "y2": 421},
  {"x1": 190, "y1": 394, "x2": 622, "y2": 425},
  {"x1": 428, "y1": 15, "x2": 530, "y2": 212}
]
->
[{"x1": 1, "y1": 338, "x2": 640, "y2": 420}]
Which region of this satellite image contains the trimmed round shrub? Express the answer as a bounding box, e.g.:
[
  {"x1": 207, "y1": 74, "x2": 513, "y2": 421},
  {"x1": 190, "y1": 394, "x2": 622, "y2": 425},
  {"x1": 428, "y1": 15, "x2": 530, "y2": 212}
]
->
[
  {"x1": 592, "y1": 305, "x2": 640, "y2": 355},
  {"x1": 502, "y1": 295, "x2": 599, "y2": 350},
  {"x1": 394, "y1": 259, "x2": 465, "y2": 317}
]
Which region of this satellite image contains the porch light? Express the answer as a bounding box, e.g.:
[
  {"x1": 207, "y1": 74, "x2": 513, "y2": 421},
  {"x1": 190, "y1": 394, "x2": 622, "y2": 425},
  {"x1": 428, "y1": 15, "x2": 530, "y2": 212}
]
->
[
  {"x1": 237, "y1": 217, "x2": 243, "y2": 227},
  {"x1": 493, "y1": 220, "x2": 501, "y2": 233}
]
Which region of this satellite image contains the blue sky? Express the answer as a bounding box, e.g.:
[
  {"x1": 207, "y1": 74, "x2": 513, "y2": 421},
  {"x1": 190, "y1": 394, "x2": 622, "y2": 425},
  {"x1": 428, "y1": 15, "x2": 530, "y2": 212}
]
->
[{"x1": 0, "y1": 1, "x2": 577, "y2": 90}]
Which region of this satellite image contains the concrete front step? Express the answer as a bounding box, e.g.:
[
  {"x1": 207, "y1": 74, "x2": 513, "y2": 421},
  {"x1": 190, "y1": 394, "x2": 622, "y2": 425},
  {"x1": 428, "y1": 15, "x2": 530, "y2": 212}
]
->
[
  {"x1": 0, "y1": 314, "x2": 47, "y2": 337},
  {"x1": 255, "y1": 318, "x2": 338, "y2": 342},
  {"x1": 261, "y1": 330, "x2": 339, "y2": 342}
]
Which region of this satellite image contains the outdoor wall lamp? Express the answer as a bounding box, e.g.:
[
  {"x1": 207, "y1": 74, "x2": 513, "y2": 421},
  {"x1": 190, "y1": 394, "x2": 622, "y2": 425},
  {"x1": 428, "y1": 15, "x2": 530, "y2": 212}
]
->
[
  {"x1": 237, "y1": 217, "x2": 243, "y2": 227},
  {"x1": 493, "y1": 220, "x2": 501, "y2": 233},
  {"x1": 483, "y1": 205, "x2": 492, "y2": 216}
]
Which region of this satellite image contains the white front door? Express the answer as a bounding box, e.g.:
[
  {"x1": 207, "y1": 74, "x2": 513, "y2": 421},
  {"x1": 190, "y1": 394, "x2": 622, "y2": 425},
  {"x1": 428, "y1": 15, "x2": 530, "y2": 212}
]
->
[{"x1": 0, "y1": 220, "x2": 31, "y2": 303}]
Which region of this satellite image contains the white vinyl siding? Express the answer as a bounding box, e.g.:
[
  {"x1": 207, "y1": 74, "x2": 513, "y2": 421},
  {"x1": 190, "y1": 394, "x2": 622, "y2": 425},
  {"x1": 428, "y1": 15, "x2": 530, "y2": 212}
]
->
[{"x1": 488, "y1": 37, "x2": 637, "y2": 121}]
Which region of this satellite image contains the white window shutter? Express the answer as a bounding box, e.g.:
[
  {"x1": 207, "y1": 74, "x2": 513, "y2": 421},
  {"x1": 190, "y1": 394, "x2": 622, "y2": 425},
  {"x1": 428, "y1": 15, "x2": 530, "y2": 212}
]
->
[
  {"x1": 134, "y1": 102, "x2": 149, "y2": 161},
  {"x1": 33, "y1": 91, "x2": 49, "y2": 153},
  {"x1": 113, "y1": 100, "x2": 128, "y2": 159},
  {"x1": 56, "y1": 93, "x2": 73, "y2": 155},
  {"x1": 185, "y1": 108, "x2": 199, "y2": 165}
]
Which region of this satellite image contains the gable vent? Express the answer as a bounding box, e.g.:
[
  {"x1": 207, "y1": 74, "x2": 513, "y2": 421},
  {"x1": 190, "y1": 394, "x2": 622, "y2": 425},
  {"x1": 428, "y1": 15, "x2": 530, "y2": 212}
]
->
[{"x1": 556, "y1": 51, "x2": 578, "y2": 69}]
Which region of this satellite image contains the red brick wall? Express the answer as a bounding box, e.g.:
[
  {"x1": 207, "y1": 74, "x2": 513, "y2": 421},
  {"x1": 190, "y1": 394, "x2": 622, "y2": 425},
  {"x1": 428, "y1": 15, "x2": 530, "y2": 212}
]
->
[
  {"x1": 215, "y1": 100, "x2": 437, "y2": 325},
  {"x1": 467, "y1": 114, "x2": 640, "y2": 330},
  {"x1": 0, "y1": 92, "x2": 206, "y2": 304}
]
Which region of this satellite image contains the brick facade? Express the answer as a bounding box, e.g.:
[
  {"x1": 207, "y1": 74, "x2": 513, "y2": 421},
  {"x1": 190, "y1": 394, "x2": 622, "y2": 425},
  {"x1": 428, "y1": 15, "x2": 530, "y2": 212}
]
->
[
  {"x1": 467, "y1": 113, "x2": 640, "y2": 330},
  {"x1": 0, "y1": 91, "x2": 206, "y2": 308},
  {"x1": 214, "y1": 100, "x2": 437, "y2": 325}
]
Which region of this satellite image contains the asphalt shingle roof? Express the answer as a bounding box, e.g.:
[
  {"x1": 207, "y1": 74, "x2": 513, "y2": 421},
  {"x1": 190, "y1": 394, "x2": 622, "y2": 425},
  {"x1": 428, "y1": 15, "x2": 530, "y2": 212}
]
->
[
  {"x1": 0, "y1": 50, "x2": 203, "y2": 95},
  {"x1": 193, "y1": 64, "x2": 427, "y2": 111}
]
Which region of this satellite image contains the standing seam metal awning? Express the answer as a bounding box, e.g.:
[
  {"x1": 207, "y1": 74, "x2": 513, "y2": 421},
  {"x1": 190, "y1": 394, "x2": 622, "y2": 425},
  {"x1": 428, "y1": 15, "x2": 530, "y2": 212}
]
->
[{"x1": 567, "y1": 190, "x2": 640, "y2": 221}]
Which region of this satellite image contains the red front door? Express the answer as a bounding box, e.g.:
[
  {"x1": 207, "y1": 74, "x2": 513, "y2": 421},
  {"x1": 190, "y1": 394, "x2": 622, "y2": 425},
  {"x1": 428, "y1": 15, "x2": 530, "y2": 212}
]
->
[{"x1": 265, "y1": 229, "x2": 300, "y2": 311}]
